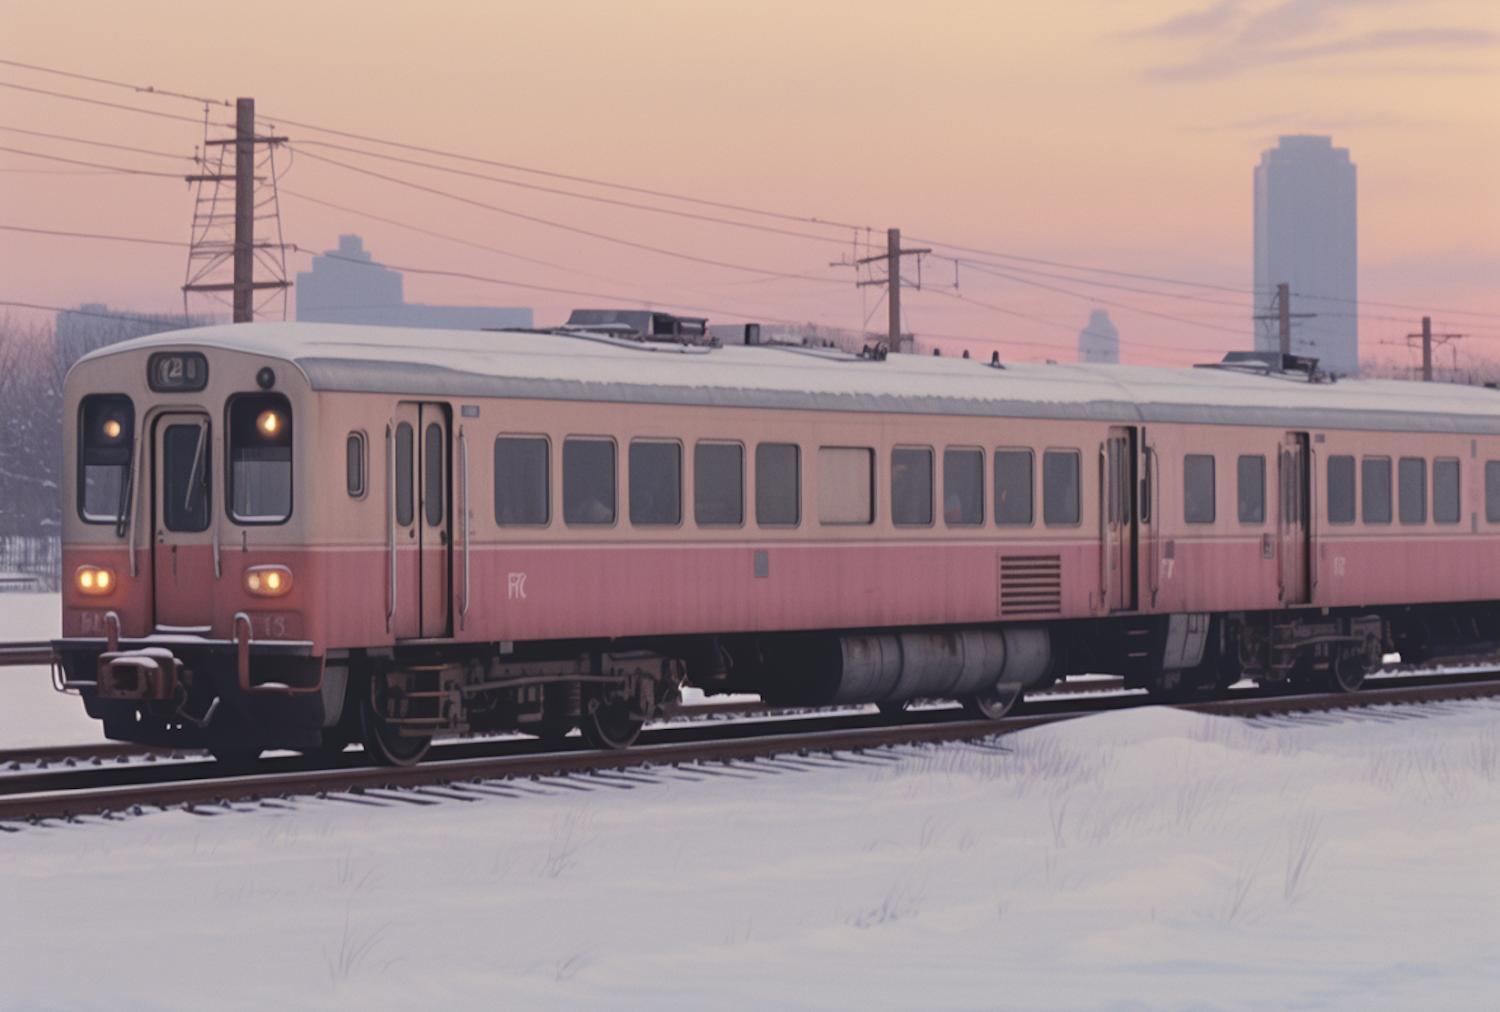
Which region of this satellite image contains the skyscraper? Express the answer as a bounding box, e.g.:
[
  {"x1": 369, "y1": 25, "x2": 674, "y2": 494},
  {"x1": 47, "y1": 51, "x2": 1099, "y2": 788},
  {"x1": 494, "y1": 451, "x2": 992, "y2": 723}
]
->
[{"x1": 1253, "y1": 136, "x2": 1357, "y2": 374}]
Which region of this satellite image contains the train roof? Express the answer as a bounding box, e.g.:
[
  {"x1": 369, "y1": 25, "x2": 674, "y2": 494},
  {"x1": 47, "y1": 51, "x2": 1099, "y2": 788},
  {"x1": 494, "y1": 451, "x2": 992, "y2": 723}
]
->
[{"x1": 83, "y1": 321, "x2": 1500, "y2": 434}]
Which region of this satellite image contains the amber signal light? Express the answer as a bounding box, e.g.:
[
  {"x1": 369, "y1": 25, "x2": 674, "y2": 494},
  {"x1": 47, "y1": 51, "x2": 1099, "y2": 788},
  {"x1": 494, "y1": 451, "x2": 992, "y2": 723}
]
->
[
  {"x1": 76, "y1": 566, "x2": 116, "y2": 596},
  {"x1": 245, "y1": 565, "x2": 293, "y2": 597}
]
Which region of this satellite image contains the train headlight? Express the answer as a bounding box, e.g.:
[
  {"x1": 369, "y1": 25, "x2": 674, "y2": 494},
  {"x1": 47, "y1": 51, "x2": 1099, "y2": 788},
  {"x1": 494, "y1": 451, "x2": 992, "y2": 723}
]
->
[
  {"x1": 245, "y1": 564, "x2": 293, "y2": 597},
  {"x1": 257, "y1": 410, "x2": 282, "y2": 437},
  {"x1": 76, "y1": 566, "x2": 116, "y2": 596}
]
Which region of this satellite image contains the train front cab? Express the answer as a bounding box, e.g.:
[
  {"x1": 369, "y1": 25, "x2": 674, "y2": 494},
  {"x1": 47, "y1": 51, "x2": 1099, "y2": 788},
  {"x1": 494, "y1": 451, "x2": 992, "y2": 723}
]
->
[{"x1": 56, "y1": 350, "x2": 336, "y2": 760}]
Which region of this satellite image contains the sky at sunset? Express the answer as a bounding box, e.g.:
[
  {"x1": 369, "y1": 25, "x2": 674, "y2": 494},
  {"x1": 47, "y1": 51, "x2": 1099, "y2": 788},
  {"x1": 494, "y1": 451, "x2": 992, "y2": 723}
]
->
[{"x1": 2, "y1": 0, "x2": 1496, "y2": 368}]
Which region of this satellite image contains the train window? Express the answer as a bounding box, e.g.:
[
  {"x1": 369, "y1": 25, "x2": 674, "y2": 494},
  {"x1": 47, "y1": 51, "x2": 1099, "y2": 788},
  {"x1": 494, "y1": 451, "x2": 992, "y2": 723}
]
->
[
  {"x1": 494, "y1": 436, "x2": 549, "y2": 526},
  {"x1": 891, "y1": 447, "x2": 934, "y2": 526},
  {"x1": 228, "y1": 394, "x2": 292, "y2": 524},
  {"x1": 694, "y1": 442, "x2": 743, "y2": 526},
  {"x1": 1183, "y1": 454, "x2": 1215, "y2": 524},
  {"x1": 1237, "y1": 455, "x2": 1265, "y2": 524},
  {"x1": 1327, "y1": 455, "x2": 1355, "y2": 523},
  {"x1": 995, "y1": 449, "x2": 1034, "y2": 525},
  {"x1": 1398, "y1": 457, "x2": 1426, "y2": 525},
  {"x1": 755, "y1": 443, "x2": 800, "y2": 527},
  {"x1": 563, "y1": 438, "x2": 616, "y2": 525},
  {"x1": 423, "y1": 423, "x2": 444, "y2": 527},
  {"x1": 1487, "y1": 462, "x2": 1500, "y2": 523},
  {"x1": 1041, "y1": 450, "x2": 1079, "y2": 526},
  {"x1": 943, "y1": 448, "x2": 984, "y2": 526},
  {"x1": 162, "y1": 421, "x2": 211, "y2": 533},
  {"x1": 395, "y1": 423, "x2": 414, "y2": 526},
  {"x1": 78, "y1": 394, "x2": 134, "y2": 524},
  {"x1": 346, "y1": 433, "x2": 365, "y2": 498},
  {"x1": 629, "y1": 440, "x2": 681, "y2": 526},
  {"x1": 1362, "y1": 457, "x2": 1391, "y2": 524},
  {"x1": 1434, "y1": 458, "x2": 1460, "y2": 524},
  {"x1": 819, "y1": 447, "x2": 874, "y2": 525}
]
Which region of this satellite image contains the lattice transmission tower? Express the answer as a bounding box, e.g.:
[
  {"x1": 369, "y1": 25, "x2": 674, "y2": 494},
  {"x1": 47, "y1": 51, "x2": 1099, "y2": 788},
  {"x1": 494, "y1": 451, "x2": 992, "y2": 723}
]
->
[{"x1": 182, "y1": 98, "x2": 291, "y2": 322}]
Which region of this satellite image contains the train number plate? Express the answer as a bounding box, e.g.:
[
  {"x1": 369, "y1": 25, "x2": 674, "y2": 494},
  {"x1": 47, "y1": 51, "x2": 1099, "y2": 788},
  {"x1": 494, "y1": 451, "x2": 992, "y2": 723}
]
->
[{"x1": 241, "y1": 612, "x2": 303, "y2": 640}]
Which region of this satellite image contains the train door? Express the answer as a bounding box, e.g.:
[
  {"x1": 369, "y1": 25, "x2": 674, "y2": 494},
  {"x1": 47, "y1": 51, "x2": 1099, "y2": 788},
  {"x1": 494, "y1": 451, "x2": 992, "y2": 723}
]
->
[
  {"x1": 390, "y1": 402, "x2": 452, "y2": 639},
  {"x1": 151, "y1": 411, "x2": 215, "y2": 628},
  {"x1": 1279, "y1": 431, "x2": 1312, "y2": 605},
  {"x1": 1101, "y1": 426, "x2": 1139, "y2": 612}
]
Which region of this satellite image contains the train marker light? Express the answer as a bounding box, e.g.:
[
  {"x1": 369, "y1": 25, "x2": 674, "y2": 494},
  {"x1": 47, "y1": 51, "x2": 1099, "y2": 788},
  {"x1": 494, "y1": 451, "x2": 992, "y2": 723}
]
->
[
  {"x1": 103, "y1": 419, "x2": 122, "y2": 439},
  {"x1": 76, "y1": 566, "x2": 116, "y2": 596},
  {"x1": 257, "y1": 410, "x2": 281, "y2": 437},
  {"x1": 245, "y1": 564, "x2": 293, "y2": 597}
]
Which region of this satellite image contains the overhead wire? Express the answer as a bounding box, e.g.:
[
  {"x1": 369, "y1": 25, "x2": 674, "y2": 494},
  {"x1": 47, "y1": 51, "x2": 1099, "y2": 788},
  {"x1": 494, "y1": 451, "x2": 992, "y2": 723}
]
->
[
  {"x1": 260, "y1": 110, "x2": 868, "y2": 232},
  {"x1": 0, "y1": 58, "x2": 228, "y2": 107},
  {"x1": 294, "y1": 139, "x2": 854, "y2": 247},
  {"x1": 0, "y1": 125, "x2": 193, "y2": 161},
  {"x1": 0, "y1": 224, "x2": 188, "y2": 247},
  {"x1": 0, "y1": 145, "x2": 186, "y2": 178},
  {"x1": 0, "y1": 80, "x2": 213, "y2": 125},
  {"x1": 292, "y1": 147, "x2": 849, "y2": 285}
]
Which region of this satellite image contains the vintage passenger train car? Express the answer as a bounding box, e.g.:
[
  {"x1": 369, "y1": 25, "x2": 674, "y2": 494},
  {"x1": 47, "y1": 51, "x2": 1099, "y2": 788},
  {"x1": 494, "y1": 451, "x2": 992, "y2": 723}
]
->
[{"x1": 53, "y1": 322, "x2": 1500, "y2": 764}]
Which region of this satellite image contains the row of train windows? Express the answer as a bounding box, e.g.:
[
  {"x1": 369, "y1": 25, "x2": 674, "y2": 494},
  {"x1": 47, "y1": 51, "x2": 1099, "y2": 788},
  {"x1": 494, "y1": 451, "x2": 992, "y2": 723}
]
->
[
  {"x1": 1189, "y1": 453, "x2": 1486, "y2": 526},
  {"x1": 343, "y1": 432, "x2": 1500, "y2": 531},
  {"x1": 491, "y1": 440, "x2": 1085, "y2": 529},
  {"x1": 347, "y1": 436, "x2": 1087, "y2": 529}
]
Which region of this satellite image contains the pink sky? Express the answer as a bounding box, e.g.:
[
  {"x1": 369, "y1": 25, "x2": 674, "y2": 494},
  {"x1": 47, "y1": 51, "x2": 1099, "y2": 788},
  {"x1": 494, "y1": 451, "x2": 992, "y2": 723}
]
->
[{"x1": 2, "y1": 0, "x2": 1497, "y2": 367}]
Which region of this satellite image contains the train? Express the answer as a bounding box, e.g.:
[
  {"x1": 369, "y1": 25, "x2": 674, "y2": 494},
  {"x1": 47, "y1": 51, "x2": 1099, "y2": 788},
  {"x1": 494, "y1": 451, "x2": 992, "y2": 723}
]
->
[{"x1": 52, "y1": 320, "x2": 1500, "y2": 765}]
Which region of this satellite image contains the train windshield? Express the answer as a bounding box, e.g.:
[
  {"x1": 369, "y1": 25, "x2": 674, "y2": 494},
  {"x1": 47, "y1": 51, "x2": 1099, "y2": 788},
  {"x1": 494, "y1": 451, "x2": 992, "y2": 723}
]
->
[
  {"x1": 228, "y1": 393, "x2": 292, "y2": 523},
  {"x1": 78, "y1": 394, "x2": 135, "y2": 526}
]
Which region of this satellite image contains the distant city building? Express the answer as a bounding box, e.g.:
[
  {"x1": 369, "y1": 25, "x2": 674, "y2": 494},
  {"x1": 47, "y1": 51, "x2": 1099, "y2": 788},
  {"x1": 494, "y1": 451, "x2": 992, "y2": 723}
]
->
[
  {"x1": 1078, "y1": 310, "x2": 1119, "y2": 364},
  {"x1": 295, "y1": 235, "x2": 532, "y2": 330},
  {"x1": 55, "y1": 305, "x2": 217, "y2": 364},
  {"x1": 1253, "y1": 136, "x2": 1357, "y2": 374}
]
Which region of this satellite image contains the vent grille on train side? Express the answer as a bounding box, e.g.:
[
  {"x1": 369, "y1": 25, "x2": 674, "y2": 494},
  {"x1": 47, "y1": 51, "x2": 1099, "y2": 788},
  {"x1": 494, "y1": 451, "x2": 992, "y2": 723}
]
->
[{"x1": 999, "y1": 555, "x2": 1063, "y2": 615}]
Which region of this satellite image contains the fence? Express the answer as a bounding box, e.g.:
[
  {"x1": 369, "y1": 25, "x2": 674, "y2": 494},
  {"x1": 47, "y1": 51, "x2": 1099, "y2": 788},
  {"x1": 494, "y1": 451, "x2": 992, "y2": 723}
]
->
[{"x1": 0, "y1": 536, "x2": 61, "y2": 592}]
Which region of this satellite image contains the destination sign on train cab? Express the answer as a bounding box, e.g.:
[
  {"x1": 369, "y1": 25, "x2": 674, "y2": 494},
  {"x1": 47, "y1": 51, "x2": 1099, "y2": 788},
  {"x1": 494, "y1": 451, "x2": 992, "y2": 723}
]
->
[{"x1": 147, "y1": 351, "x2": 209, "y2": 392}]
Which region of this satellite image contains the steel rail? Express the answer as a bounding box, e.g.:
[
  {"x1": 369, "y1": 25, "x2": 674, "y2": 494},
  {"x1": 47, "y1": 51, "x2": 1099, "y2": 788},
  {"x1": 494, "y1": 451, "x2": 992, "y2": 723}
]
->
[{"x1": 5, "y1": 677, "x2": 1499, "y2": 823}]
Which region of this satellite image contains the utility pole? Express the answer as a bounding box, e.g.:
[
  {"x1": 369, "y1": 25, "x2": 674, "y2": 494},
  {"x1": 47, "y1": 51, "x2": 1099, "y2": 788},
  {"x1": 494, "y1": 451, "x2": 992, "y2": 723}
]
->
[
  {"x1": 847, "y1": 228, "x2": 929, "y2": 352},
  {"x1": 1253, "y1": 282, "x2": 1315, "y2": 359},
  {"x1": 183, "y1": 98, "x2": 291, "y2": 322},
  {"x1": 1405, "y1": 317, "x2": 1464, "y2": 382}
]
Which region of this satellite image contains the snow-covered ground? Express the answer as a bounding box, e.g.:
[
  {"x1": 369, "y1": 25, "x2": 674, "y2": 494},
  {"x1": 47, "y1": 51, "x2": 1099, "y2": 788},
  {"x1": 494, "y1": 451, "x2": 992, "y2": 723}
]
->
[
  {"x1": 4, "y1": 694, "x2": 1498, "y2": 1010},
  {"x1": 0, "y1": 592, "x2": 105, "y2": 749}
]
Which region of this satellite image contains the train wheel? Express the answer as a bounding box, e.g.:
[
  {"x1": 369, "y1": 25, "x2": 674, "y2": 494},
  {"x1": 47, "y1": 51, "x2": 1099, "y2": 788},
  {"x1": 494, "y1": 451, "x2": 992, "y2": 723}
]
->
[
  {"x1": 962, "y1": 681, "x2": 1022, "y2": 720},
  {"x1": 1328, "y1": 646, "x2": 1367, "y2": 693},
  {"x1": 359, "y1": 696, "x2": 431, "y2": 766},
  {"x1": 580, "y1": 696, "x2": 643, "y2": 750}
]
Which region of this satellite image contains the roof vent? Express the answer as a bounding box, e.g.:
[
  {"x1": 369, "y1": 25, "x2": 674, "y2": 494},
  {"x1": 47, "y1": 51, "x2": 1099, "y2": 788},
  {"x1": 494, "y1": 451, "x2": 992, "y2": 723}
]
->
[{"x1": 1197, "y1": 350, "x2": 1325, "y2": 382}]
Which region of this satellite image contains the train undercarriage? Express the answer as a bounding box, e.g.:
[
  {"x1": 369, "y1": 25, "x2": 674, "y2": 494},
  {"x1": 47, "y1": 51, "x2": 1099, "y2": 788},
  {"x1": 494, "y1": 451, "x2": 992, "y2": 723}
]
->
[{"x1": 53, "y1": 599, "x2": 1500, "y2": 767}]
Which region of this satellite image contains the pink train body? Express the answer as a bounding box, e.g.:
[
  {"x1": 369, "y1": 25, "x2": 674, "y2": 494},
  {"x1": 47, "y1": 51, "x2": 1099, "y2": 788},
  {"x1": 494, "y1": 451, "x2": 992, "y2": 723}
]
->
[{"x1": 54, "y1": 323, "x2": 1500, "y2": 762}]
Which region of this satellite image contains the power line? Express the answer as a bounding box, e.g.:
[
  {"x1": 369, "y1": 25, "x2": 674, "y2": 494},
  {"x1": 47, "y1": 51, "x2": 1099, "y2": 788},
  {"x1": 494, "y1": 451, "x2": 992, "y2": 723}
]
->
[
  {"x1": 0, "y1": 224, "x2": 187, "y2": 246},
  {"x1": 0, "y1": 145, "x2": 185, "y2": 178},
  {"x1": 947, "y1": 261, "x2": 1249, "y2": 337},
  {"x1": 949, "y1": 256, "x2": 1250, "y2": 310},
  {"x1": 911, "y1": 235, "x2": 1250, "y2": 295},
  {"x1": 294, "y1": 139, "x2": 852, "y2": 246},
  {"x1": 0, "y1": 58, "x2": 228, "y2": 107},
  {"x1": 283, "y1": 245, "x2": 821, "y2": 327},
  {"x1": 280, "y1": 188, "x2": 627, "y2": 282},
  {"x1": 0, "y1": 80, "x2": 211, "y2": 125},
  {"x1": 262, "y1": 110, "x2": 868, "y2": 233},
  {"x1": 0, "y1": 124, "x2": 193, "y2": 161},
  {"x1": 293, "y1": 148, "x2": 848, "y2": 285}
]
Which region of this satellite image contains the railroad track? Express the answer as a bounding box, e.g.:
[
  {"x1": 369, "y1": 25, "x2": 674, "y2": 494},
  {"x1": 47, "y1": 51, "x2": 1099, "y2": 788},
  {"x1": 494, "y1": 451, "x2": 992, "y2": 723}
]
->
[{"x1": 5, "y1": 671, "x2": 1499, "y2": 824}]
